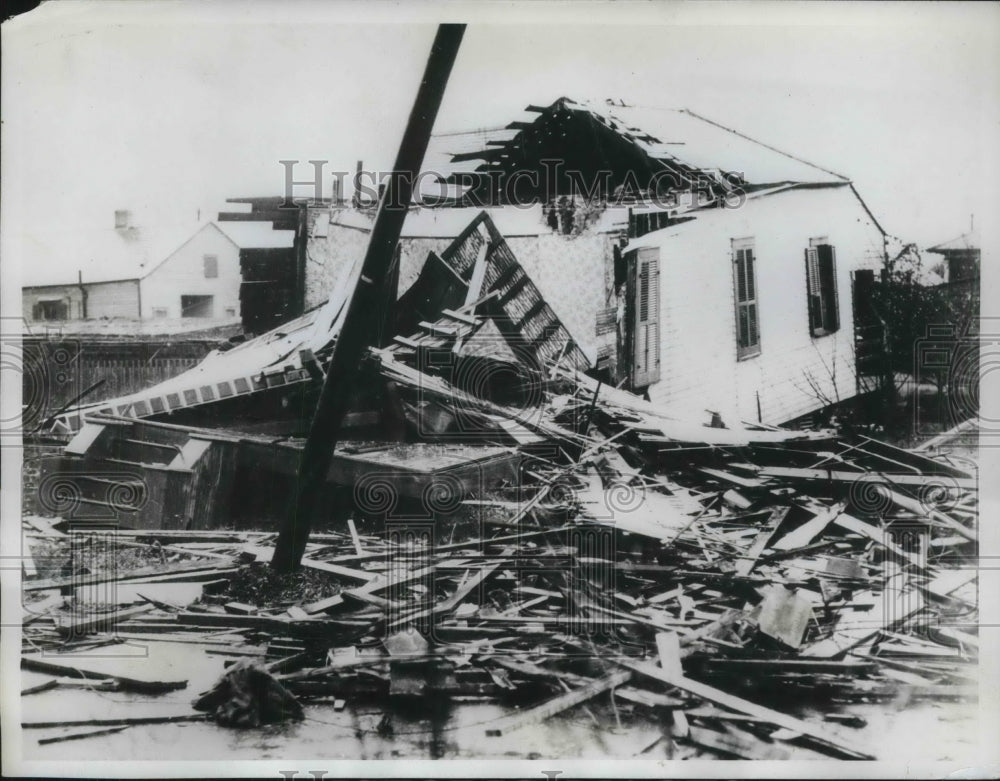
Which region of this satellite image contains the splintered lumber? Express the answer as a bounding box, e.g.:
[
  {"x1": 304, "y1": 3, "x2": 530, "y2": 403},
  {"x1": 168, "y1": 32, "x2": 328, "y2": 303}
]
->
[
  {"x1": 756, "y1": 466, "x2": 976, "y2": 491},
  {"x1": 299, "y1": 558, "x2": 380, "y2": 583},
  {"x1": 698, "y1": 467, "x2": 769, "y2": 489},
  {"x1": 300, "y1": 563, "x2": 436, "y2": 614},
  {"x1": 800, "y1": 587, "x2": 914, "y2": 659},
  {"x1": 21, "y1": 650, "x2": 188, "y2": 694},
  {"x1": 23, "y1": 593, "x2": 65, "y2": 625},
  {"x1": 686, "y1": 724, "x2": 791, "y2": 760},
  {"x1": 23, "y1": 714, "x2": 208, "y2": 729},
  {"x1": 832, "y1": 513, "x2": 924, "y2": 566},
  {"x1": 21, "y1": 679, "x2": 59, "y2": 696},
  {"x1": 54, "y1": 604, "x2": 154, "y2": 637},
  {"x1": 702, "y1": 658, "x2": 878, "y2": 675},
  {"x1": 347, "y1": 518, "x2": 364, "y2": 556},
  {"x1": 771, "y1": 502, "x2": 845, "y2": 551},
  {"x1": 24, "y1": 562, "x2": 239, "y2": 592},
  {"x1": 484, "y1": 669, "x2": 631, "y2": 736},
  {"x1": 614, "y1": 686, "x2": 687, "y2": 709},
  {"x1": 734, "y1": 507, "x2": 789, "y2": 577},
  {"x1": 599, "y1": 654, "x2": 874, "y2": 759},
  {"x1": 875, "y1": 485, "x2": 976, "y2": 542},
  {"x1": 671, "y1": 709, "x2": 690, "y2": 738},
  {"x1": 37, "y1": 726, "x2": 130, "y2": 745},
  {"x1": 655, "y1": 631, "x2": 683, "y2": 678},
  {"x1": 386, "y1": 561, "x2": 504, "y2": 632}
]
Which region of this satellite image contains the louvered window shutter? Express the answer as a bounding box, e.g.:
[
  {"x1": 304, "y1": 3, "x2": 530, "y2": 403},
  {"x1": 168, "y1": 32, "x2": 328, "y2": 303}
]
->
[
  {"x1": 734, "y1": 244, "x2": 760, "y2": 359},
  {"x1": 818, "y1": 244, "x2": 839, "y2": 332},
  {"x1": 806, "y1": 243, "x2": 839, "y2": 335},
  {"x1": 633, "y1": 247, "x2": 661, "y2": 387},
  {"x1": 806, "y1": 246, "x2": 823, "y2": 334}
]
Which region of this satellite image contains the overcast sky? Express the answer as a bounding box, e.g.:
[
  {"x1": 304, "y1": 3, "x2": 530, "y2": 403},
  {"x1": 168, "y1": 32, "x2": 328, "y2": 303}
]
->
[{"x1": 3, "y1": 0, "x2": 999, "y2": 253}]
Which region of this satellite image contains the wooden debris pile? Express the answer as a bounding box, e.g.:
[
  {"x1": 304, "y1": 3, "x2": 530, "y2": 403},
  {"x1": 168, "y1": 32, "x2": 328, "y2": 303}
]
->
[{"x1": 21, "y1": 391, "x2": 979, "y2": 758}]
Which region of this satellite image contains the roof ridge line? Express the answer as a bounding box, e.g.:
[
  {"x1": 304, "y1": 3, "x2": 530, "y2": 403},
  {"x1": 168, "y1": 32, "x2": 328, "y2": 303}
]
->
[{"x1": 677, "y1": 107, "x2": 850, "y2": 183}]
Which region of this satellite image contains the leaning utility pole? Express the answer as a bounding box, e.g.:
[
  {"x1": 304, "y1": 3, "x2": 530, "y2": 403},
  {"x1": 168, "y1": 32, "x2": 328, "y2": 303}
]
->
[{"x1": 270, "y1": 24, "x2": 466, "y2": 572}]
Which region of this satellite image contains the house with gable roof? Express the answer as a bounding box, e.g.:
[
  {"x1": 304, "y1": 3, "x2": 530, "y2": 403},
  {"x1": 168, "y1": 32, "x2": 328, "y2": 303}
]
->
[
  {"x1": 296, "y1": 97, "x2": 887, "y2": 425},
  {"x1": 21, "y1": 210, "x2": 294, "y2": 329}
]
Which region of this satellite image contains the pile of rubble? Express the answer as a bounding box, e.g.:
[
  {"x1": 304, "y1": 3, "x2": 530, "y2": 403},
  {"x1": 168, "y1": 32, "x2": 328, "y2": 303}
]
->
[{"x1": 21, "y1": 356, "x2": 979, "y2": 758}]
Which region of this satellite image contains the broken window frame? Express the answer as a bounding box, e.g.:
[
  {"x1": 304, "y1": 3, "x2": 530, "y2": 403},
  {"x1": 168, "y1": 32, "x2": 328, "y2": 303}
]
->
[
  {"x1": 805, "y1": 238, "x2": 840, "y2": 337},
  {"x1": 732, "y1": 237, "x2": 761, "y2": 361}
]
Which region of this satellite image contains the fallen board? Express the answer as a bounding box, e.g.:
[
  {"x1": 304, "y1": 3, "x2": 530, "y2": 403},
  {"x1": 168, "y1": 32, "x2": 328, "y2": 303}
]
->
[{"x1": 22, "y1": 646, "x2": 188, "y2": 693}]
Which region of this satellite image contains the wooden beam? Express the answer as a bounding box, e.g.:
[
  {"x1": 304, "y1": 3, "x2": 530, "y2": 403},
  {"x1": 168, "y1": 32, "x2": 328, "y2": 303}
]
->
[
  {"x1": 484, "y1": 670, "x2": 631, "y2": 736},
  {"x1": 733, "y1": 506, "x2": 789, "y2": 577},
  {"x1": 270, "y1": 24, "x2": 466, "y2": 572},
  {"x1": 604, "y1": 655, "x2": 874, "y2": 759},
  {"x1": 757, "y1": 466, "x2": 976, "y2": 491}
]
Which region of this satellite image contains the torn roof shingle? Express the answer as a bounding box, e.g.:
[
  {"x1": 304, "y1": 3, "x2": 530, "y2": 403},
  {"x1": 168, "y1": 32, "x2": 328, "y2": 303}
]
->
[{"x1": 429, "y1": 98, "x2": 849, "y2": 190}]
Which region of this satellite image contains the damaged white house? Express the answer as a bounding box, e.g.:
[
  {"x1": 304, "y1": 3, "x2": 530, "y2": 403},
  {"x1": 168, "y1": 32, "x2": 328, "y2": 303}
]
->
[{"x1": 289, "y1": 98, "x2": 888, "y2": 425}]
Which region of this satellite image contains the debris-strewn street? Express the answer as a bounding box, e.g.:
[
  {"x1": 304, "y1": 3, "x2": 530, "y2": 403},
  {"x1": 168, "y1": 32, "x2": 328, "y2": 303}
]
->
[
  {"x1": 21, "y1": 379, "x2": 980, "y2": 759},
  {"x1": 7, "y1": 5, "x2": 993, "y2": 774}
]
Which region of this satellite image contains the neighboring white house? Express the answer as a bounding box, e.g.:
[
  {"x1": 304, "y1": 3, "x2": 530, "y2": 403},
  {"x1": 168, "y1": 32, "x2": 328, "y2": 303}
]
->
[{"x1": 21, "y1": 212, "x2": 294, "y2": 328}]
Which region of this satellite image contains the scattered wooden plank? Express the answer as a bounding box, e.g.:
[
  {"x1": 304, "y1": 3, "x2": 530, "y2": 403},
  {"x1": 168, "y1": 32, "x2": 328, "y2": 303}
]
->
[
  {"x1": 875, "y1": 485, "x2": 976, "y2": 542},
  {"x1": 484, "y1": 669, "x2": 631, "y2": 736},
  {"x1": 756, "y1": 466, "x2": 976, "y2": 491},
  {"x1": 37, "y1": 725, "x2": 130, "y2": 745},
  {"x1": 54, "y1": 604, "x2": 154, "y2": 637},
  {"x1": 23, "y1": 714, "x2": 208, "y2": 729},
  {"x1": 223, "y1": 602, "x2": 258, "y2": 615},
  {"x1": 21, "y1": 679, "x2": 59, "y2": 696},
  {"x1": 655, "y1": 631, "x2": 683, "y2": 678},
  {"x1": 299, "y1": 558, "x2": 380, "y2": 583},
  {"x1": 21, "y1": 650, "x2": 188, "y2": 694},
  {"x1": 698, "y1": 467, "x2": 769, "y2": 489},
  {"x1": 702, "y1": 658, "x2": 878, "y2": 675},
  {"x1": 734, "y1": 507, "x2": 789, "y2": 577},
  {"x1": 686, "y1": 724, "x2": 791, "y2": 760},
  {"x1": 671, "y1": 709, "x2": 690, "y2": 739},
  {"x1": 22, "y1": 593, "x2": 65, "y2": 626},
  {"x1": 615, "y1": 686, "x2": 687, "y2": 709},
  {"x1": 605, "y1": 655, "x2": 874, "y2": 759},
  {"x1": 771, "y1": 503, "x2": 845, "y2": 552},
  {"x1": 347, "y1": 518, "x2": 364, "y2": 556},
  {"x1": 25, "y1": 563, "x2": 239, "y2": 592},
  {"x1": 832, "y1": 513, "x2": 924, "y2": 566}
]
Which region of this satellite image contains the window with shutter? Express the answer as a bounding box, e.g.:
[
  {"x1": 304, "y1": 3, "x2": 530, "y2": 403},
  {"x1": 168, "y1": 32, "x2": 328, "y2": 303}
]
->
[
  {"x1": 732, "y1": 239, "x2": 760, "y2": 360},
  {"x1": 204, "y1": 255, "x2": 219, "y2": 279},
  {"x1": 633, "y1": 247, "x2": 661, "y2": 387},
  {"x1": 805, "y1": 240, "x2": 839, "y2": 336}
]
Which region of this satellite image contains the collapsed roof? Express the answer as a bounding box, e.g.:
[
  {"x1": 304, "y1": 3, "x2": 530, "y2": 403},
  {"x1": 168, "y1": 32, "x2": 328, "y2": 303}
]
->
[{"x1": 424, "y1": 97, "x2": 849, "y2": 205}]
